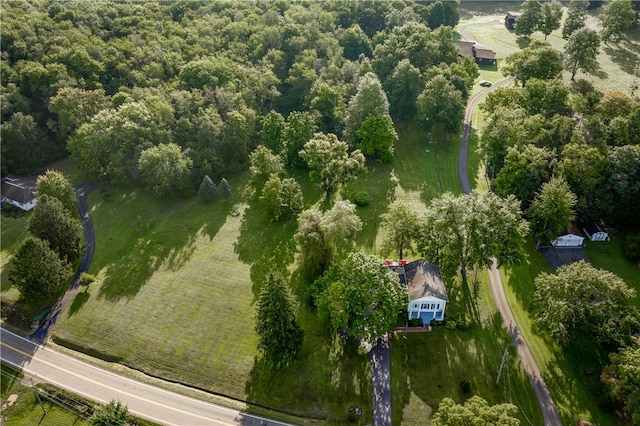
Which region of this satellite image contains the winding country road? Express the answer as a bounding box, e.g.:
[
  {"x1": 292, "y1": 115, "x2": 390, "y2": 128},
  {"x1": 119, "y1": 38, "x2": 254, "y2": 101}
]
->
[{"x1": 457, "y1": 33, "x2": 562, "y2": 426}]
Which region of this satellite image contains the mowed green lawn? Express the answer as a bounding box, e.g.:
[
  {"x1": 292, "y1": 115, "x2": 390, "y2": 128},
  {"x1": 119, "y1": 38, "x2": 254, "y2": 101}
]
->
[
  {"x1": 458, "y1": 12, "x2": 640, "y2": 94},
  {"x1": 392, "y1": 271, "x2": 541, "y2": 425}
]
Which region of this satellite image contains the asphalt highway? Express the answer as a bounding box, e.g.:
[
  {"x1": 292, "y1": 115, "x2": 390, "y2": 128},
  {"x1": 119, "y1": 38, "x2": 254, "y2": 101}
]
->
[{"x1": 1, "y1": 328, "x2": 295, "y2": 426}]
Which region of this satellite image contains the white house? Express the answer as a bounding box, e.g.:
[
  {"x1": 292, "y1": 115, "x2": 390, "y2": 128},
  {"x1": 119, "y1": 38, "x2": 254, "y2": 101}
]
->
[
  {"x1": 583, "y1": 222, "x2": 609, "y2": 242},
  {"x1": 389, "y1": 259, "x2": 448, "y2": 324},
  {"x1": 551, "y1": 233, "x2": 584, "y2": 247},
  {"x1": 1, "y1": 175, "x2": 37, "y2": 211}
]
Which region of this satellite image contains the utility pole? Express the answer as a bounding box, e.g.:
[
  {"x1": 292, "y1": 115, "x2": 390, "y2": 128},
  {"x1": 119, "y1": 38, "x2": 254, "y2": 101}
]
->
[
  {"x1": 30, "y1": 379, "x2": 46, "y2": 416},
  {"x1": 496, "y1": 347, "x2": 508, "y2": 385}
]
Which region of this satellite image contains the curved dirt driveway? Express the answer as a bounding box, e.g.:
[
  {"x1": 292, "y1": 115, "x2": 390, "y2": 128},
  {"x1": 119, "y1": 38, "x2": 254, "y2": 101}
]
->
[{"x1": 457, "y1": 32, "x2": 563, "y2": 426}]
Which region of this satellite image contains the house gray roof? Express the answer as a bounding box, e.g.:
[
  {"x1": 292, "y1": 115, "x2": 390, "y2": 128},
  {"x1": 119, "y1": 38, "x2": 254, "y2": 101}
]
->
[
  {"x1": 1, "y1": 175, "x2": 37, "y2": 205},
  {"x1": 396, "y1": 259, "x2": 448, "y2": 302},
  {"x1": 455, "y1": 40, "x2": 475, "y2": 57},
  {"x1": 474, "y1": 48, "x2": 496, "y2": 60}
]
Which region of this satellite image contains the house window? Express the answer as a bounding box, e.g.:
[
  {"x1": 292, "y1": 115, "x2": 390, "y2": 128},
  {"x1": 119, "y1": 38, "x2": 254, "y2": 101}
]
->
[
  {"x1": 421, "y1": 303, "x2": 428, "y2": 309},
  {"x1": 413, "y1": 303, "x2": 418, "y2": 309},
  {"x1": 437, "y1": 304, "x2": 440, "y2": 309}
]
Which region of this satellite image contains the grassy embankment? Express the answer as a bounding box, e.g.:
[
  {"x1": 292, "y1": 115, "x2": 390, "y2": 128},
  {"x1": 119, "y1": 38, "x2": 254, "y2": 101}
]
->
[{"x1": 1, "y1": 363, "x2": 90, "y2": 426}]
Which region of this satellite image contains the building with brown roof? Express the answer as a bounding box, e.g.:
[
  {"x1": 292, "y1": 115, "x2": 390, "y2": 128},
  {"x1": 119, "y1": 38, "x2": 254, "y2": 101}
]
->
[{"x1": 389, "y1": 259, "x2": 448, "y2": 324}]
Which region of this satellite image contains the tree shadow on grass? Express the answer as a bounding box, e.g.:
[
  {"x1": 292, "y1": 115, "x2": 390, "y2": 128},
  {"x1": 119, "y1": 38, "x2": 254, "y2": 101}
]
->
[
  {"x1": 245, "y1": 334, "x2": 372, "y2": 423},
  {"x1": 234, "y1": 195, "x2": 298, "y2": 301},
  {"x1": 603, "y1": 45, "x2": 639, "y2": 75},
  {"x1": 344, "y1": 161, "x2": 396, "y2": 253},
  {"x1": 516, "y1": 37, "x2": 532, "y2": 49},
  {"x1": 94, "y1": 186, "x2": 231, "y2": 301},
  {"x1": 542, "y1": 345, "x2": 616, "y2": 426},
  {"x1": 66, "y1": 290, "x2": 90, "y2": 317}
]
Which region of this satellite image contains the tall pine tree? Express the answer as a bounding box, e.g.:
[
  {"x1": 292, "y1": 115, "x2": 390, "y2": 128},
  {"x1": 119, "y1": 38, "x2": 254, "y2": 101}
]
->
[{"x1": 255, "y1": 273, "x2": 304, "y2": 367}]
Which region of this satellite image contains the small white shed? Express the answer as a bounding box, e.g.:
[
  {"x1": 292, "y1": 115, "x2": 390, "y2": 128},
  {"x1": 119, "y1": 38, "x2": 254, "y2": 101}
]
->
[
  {"x1": 583, "y1": 222, "x2": 609, "y2": 242},
  {"x1": 552, "y1": 233, "x2": 584, "y2": 247}
]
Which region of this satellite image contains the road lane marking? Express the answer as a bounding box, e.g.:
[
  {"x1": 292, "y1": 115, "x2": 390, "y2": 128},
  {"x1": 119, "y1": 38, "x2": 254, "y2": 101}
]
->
[{"x1": 0, "y1": 340, "x2": 236, "y2": 426}]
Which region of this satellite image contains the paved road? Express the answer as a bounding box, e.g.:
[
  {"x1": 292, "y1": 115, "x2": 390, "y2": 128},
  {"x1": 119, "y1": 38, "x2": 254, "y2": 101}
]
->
[
  {"x1": 457, "y1": 27, "x2": 562, "y2": 425},
  {"x1": 369, "y1": 336, "x2": 391, "y2": 426},
  {"x1": 1, "y1": 329, "x2": 294, "y2": 426},
  {"x1": 29, "y1": 183, "x2": 97, "y2": 344},
  {"x1": 457, "y1": 78, "x2": 514, "y2": 195}
]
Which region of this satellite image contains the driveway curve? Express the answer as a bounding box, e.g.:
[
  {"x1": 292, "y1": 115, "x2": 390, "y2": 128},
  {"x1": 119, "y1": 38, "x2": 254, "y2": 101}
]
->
[
  {"x1": 29, "y1": 183, "x2": 97, "y2": 344},
  {"x1": 457, "y1": 30, "x2": 562, "y2": 425}
]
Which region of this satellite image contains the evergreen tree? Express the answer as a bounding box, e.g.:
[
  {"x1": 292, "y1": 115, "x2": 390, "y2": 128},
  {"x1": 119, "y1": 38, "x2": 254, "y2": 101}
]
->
[
  {"x1": 255, "y1": 273, "x2": 304, "y2": 367},
  {"x1": 9, "y1": 236, "x2": 72, "y2": 299},
  {"x1": 218, "y1": 177, "x2": 232, "y2": 199},
  {"x1": 28, "y1": 194, "x2": 84, "y2": 262},
  {"x1": 198, "y1": 175, "x2": 217, "y2": 200}
]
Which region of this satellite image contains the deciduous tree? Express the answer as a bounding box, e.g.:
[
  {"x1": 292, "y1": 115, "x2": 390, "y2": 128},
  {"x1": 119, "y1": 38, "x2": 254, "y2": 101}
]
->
[
  {"x1": 48, "y1": 87, "x2": 110, "y2": 142},
  {"x1": 138, "y1": 143, "x2": 193, "y2": 198},
  {"x1": 299, "y1": 133, "x2": 365, "y2": 197},
  {"x1": 249, "y1": 145, "x2": 284, "y2": 192},
  {"x1": 379, "y1": 201, "x2": 420, "y2": 260},
  {"x1": 260, "y1": 175, "x2": 304, "y2": 221},
  {"x1": 527, "y1": 177, "x2": 577, "y2": 245},
  {"x1": 564, "y1": 28, "x2": 601, "y2": 81},
  {"x1": 315, "y1": 251, "x2": 408, "y2": 343},
  {"x1": 558, "y1": 143, "x2": 610, "y2": 221},
  {"x1": 90, "y1": 400, "x2": 130, "y2": 426},
  {"x1": 602, "y1": 339, "x2": 640, "y2": 425},
  {"x1": 355, "y1": 115, "x2": 396, "y2": 163},
  {"x1": 295, "y1": 201, "x2": 362, "y2": 275},
  {"x1": 432, "y1": 396, "x2": 519, "y2": 426},
  {"x1": 531, "y1": 261, "x2": 640, "y2": 351},
  {"x1": 515, "y1": 0, "x2": 542, "y2": 38},
  {"x1": 601, "y1": 0, "x2": 635, "y2": 43},
  {"x1": 9, "y1": 236, "x2": 72, "y2": 299},
  {"x1": 36, "y1": 169, "x2": 76, "y2": 213},
  {"x1": 417, "y1": 191, "x2": 528, "y2": 279},
  {"x1": 255, "y1": 273, "x2": 304, "y2": 367},
  {"x1": 416, "y1": 74, "x2": 465, "y2": 139},
  {"x1": 493, "y1": 144, "x2": 557, "y2": 209},
  {"x1": 283, "y1": 111, "x2": 316, "y2": 168},
  {"x1": 1, "y1": 112, "x2": 51, "y2": 175},
  {"x1": 344, "y1": 72, "x2": 391, "y2": 148},
  {"x1": 562, "y1": 0, "x2": 589, "y2": 40},
  {"x1": 260, "y1": 111, "x2": 285, "y2": 155},
  {"x1": 385, "y1": 59, "x2": 423, "y2": 120},
  {"x1": 502, "y1": 41, "x2": 562, "y2": 86},
  {"x1": 539, "y1": 0, "x2": 563, "y2": 39}
]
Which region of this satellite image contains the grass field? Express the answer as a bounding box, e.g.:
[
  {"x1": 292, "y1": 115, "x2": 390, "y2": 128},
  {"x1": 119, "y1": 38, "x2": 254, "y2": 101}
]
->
[
  {"x1": 3, "y1": 6, "x2": 638, "y2": 425},
  {"x1": 392, "y1": 270, "x2": 542, "y2": 425},
  {"x1": 458, "y1": 10, "x2": 640, "y2": 95}
]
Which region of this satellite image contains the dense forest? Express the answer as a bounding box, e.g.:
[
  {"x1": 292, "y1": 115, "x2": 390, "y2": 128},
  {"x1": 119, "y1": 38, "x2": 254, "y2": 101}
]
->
[{"x1": 1, "y1": 0, "x2": 461, "y2": 183}]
